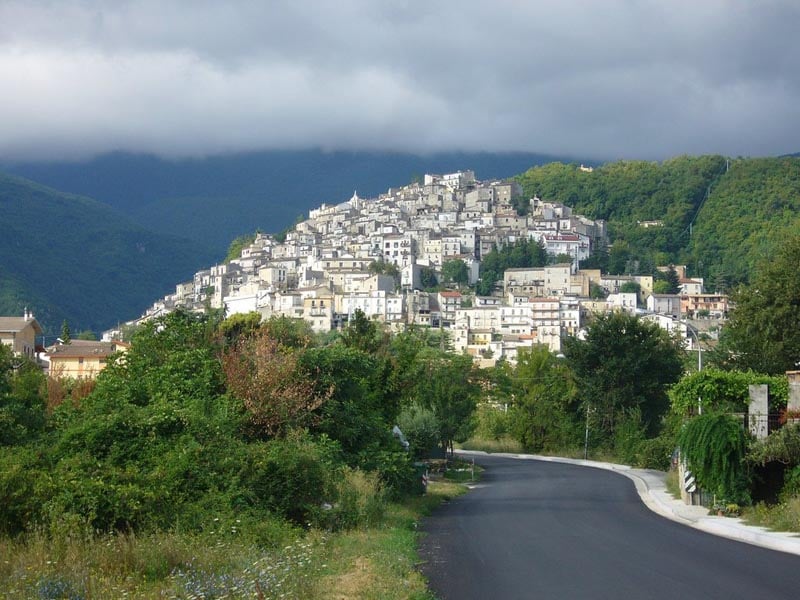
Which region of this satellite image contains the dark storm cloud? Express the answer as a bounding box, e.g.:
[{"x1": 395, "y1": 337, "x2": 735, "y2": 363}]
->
[{"x1": 1, "y1": 0, "x2": 798, "y2": 161}]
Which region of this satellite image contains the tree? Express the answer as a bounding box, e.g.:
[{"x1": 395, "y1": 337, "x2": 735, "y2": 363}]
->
[
  {"x1": 299, "y1": 344, "x2": 399, "y2": 458},
  {"x1": 714, "y1": 236, "x2": 800, "y2": 374},
  {"x1": 652, "y1": 280, "x2": 672, "y2": 294},
  {"x1": 619, "y1": 281, "x2": 641, "y2": 295},
  {"x1": 510, "y1": 346, "x2": 580, "y2": 452},
  {"x1": 76, "y1": 330, "x2": 97, "y2": 341},
  {"x1": 589, "y1": 282, "x2": 608, "y2": 299},
  {"x1": 261, "y1": 315, "x2": 314, "y2": 349},
  {"x1": 1, "y1": 346, "x2": 46, "y2": 446},
  {"x1": 564, "y1": 312, "x2": 684, "y2": 441},
  {"x1": 419, "y1": 266, "x2": 438, "y2": 290},
  {"x1": 441, "y1": 259, "x2": 469, "y2": 286},
  {"x1": 411, "y1": 349, "x2": 480, "y2": 455},
  {"x1": 219, "y1": 311, "x2": 263, "y2": 346},
  {"x1": 223, "y1": 329, "x2": 330, "y2": 438},
  {"x1": 60, "y1": 320, "x2": 71, "y2": 344},
  {"x1": 340, "y1": 309, "x2": 387, "y2": 355},
  {"x1": 224, "y1": 233, "x2": 257, "y2": 263},
  {"x1": 664, "y1": 265, "x2": 681, "y2": 294}
]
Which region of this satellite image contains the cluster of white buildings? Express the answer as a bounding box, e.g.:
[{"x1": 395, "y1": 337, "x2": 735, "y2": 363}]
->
[{"x1": 123, "y1": 171, "x2": 724, "y2": 365}]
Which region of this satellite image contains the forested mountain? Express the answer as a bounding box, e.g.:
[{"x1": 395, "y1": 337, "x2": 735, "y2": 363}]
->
[
  {"x1": 4, "y1": 150, "x2": 574, "y2": 254},
  {"x1": 690, "y1": 157, "x2": 800, "y2": 289},
  {"x1": 0, "y1": 172, "x2": 216, "y2": 335},
  {"x1": 516, "y1": 155, "x2": 800, "y2": 288}
]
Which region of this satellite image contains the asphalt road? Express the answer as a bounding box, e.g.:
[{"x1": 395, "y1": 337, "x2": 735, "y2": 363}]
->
[{"x1": 418, "y1": 454, "x2": 800, "y2": 599}]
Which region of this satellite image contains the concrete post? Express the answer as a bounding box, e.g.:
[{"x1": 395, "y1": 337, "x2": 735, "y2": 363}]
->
[
  {"x1": 748, "y1": 384, "x2": 769, "y2": 440},
  {"x1": 787, "y1": 371, "x2": 800, "y2": 416}
]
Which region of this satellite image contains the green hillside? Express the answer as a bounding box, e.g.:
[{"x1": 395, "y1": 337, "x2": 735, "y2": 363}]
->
[
  {"x1": 689, "y1": 157, "x2": 800, "y2": 289},
  {"x1": 517, "y1": 155, "x2": 800, "y2": 288},
  {"x1": 0, "y1": 172, "x2": 216, "y2": 335}
]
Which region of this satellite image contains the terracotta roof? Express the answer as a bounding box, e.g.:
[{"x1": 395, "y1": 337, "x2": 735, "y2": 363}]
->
[{"x1": 47, "y1": 340, "x2": 128, "y2": 359}]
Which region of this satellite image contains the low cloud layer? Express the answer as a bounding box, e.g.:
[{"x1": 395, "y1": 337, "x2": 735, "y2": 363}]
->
[{"x1": 2, "y1": 0, "x2": 798, "y2": 161}]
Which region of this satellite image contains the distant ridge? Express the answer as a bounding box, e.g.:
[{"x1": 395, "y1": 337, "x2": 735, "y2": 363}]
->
[
  {"x1": 4, "y1": 149, "x2": 585, "y2": 253},
  {"x1": 0, "y1": 171, "x2": 216, "y2": 335}
]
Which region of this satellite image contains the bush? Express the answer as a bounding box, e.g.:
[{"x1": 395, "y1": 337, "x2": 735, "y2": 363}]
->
[
  {"x1": 0, "y1": 446, "x2": 52, "y2": 536},
  {"x1": 397, "y1": 405, "x2": 440, "y2": 460},
  {"x1": 612, "y1": 409, "x2": 647, "y2": 466},
  {"x1": 321, "y1": 468, "x2": 386, "y2": 531},
  {"x1": 359, "y1": 449, "x2": 419, "y2": 500},
  {"x1": 781, "y1": 465, "x2": 800, "y2": 502},
  {"x1": 239, "y1": 432, "x2": 340, "y2": 526},
  {"x1": 474, "y1": 403, "x2": 511, "y2": 441},
  {"x1": 678, "y1": 413, "x2": 751, "y2": 504}
]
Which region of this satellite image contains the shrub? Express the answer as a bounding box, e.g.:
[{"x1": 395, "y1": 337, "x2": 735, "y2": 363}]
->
[
  {"x1": 678, "y1": 413, "x2": 751, "y2": 504},
  {"x1": 0, "y1": 446, "x2": 52, "y2": 536},
  {"x1": 397, "y1": 405, "x2": 440, "y2": 460},
  {"x1": 474, "y1": 402, "x2": 511, "y2": 441},
  {"x1": 359, "y1": 449, "x2": 418, "y2": 500},
  {"x1": 239, "y1": 432, "x2": 339, "y2": 526},
  {"x1": 322, "y1": 468, "x2": 386, "y2": 531}
]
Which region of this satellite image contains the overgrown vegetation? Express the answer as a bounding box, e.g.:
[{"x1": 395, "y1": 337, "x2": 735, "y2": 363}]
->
[
  {"x1": 0, "y1": 307, "x2": 486, "y2": 596},
  {"x1": 678, "y1": 413, "x2": 751, "y2": 504}
]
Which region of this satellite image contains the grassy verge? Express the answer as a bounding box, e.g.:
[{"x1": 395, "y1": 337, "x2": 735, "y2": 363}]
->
[
  {"x1": 458, "y1": 436, "x2": 523, "y2": 454},
  {"x1": 740, "y1": 497, "x2": 800, "y2": 533},
  {"x1": 665, "y1": 468, "x2": 682, "y2": 500},
  {"x1": 0, "y1": 478, "x2": 468, "y2": 599}
]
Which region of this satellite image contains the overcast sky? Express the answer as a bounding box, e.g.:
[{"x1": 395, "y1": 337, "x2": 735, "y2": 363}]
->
[{"x1": 1, "y1": 0, "x2": 798, "y2": 162}]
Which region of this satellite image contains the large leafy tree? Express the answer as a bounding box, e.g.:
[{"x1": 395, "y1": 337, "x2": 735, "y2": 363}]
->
[
  {"x1": 411, "y1": 349, "x2": 481, "y2": 454},
  {"x1": 564, "y1": 311, "x2": 684, "y2": 440},
  {"x1": 299, "y1": 344, "x2": 398, "y2": 459},
  {"x1": 441, "y1": 259, "x2": 469, "y2": 286},
  {"x1": 714, "y1": 235, "x2": 800, "y2": 374},
  {"x1": 510, "y1": 346, "x2": 580, "y2": 452}
]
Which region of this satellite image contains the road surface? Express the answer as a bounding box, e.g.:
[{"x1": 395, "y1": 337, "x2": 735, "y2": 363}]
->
[{"x1": 419, "y1": 454, "x2": 800, "y2": 599}]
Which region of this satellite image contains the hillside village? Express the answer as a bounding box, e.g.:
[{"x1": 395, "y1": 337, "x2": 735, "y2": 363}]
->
[{"x1": 112, "y1": 170, "x2": 727, "y2": 365}]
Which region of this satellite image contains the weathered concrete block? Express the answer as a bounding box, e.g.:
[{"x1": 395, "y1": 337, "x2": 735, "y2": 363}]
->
[{"x1": 748, "y1": 384, "x2": 769, "y2": 440}]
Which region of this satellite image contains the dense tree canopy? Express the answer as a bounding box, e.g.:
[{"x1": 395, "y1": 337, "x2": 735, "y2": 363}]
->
[
  {"x1": 441, "y1": 259, "x2": 469, "y2": 286},
  {"x1": 510, "y1": 346, "x2": 580, "y2": 452},
  {"x1": 714, "y1": 236, "x2": 800, "y2": 374},
  {"x1": 477, "y1": 238, "x2": 548, "y2": 295},
  {"x1": 564, "y1": 311, "x2": 684, "y2": 438}
]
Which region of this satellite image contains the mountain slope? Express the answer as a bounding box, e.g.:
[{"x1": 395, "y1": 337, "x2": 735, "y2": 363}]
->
[
  {"x1": 4, "y1": 150, "x2": 580, "y2": 253},
  {"x1": 516, "y1": 155, "x2": 800, "y2": 287},
  {"x1": 690, "y1": 157, "x2": 800, "y2": 289},
  {"x1": 0, "y1": 172, "x2": 216, "y2": 335}
]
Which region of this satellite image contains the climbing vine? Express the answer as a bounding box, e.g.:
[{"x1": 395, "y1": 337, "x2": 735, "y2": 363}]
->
[{"x1": 678, "y1": 413, "x2": 751, "y2": 503}]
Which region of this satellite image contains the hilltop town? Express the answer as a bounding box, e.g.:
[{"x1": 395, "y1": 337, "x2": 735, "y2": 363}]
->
[{"x1": 123, "y1": 170, "x2": 727, "y2": 364}]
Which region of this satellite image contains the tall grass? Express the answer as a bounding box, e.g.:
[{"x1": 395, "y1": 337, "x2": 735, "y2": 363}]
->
[
  {"x1": 459, "y1": 436, "x2": 523, "y2": 454},
  {"x1": 741, "y1": 497, "x2": 800, "y2": 533},
  {"x1": 0, "y1": 478, "x2": 466, "y2": 599}
]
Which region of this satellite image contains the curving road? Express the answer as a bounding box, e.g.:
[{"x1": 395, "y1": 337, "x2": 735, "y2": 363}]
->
[{"x1": 419, "y1": 454, "x2": 800, "y2": 599}]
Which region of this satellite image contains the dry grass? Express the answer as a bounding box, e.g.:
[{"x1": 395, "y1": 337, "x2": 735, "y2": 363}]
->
[
  {"x1": 741, "y1": 496, "x2": 800, "y2": 534},
  {"x1": 459, "y1": 436, "x2": 524, "y2": 454},
  {"x1": 0, "y1": 479, "x2": 466, "y2": 599}
]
